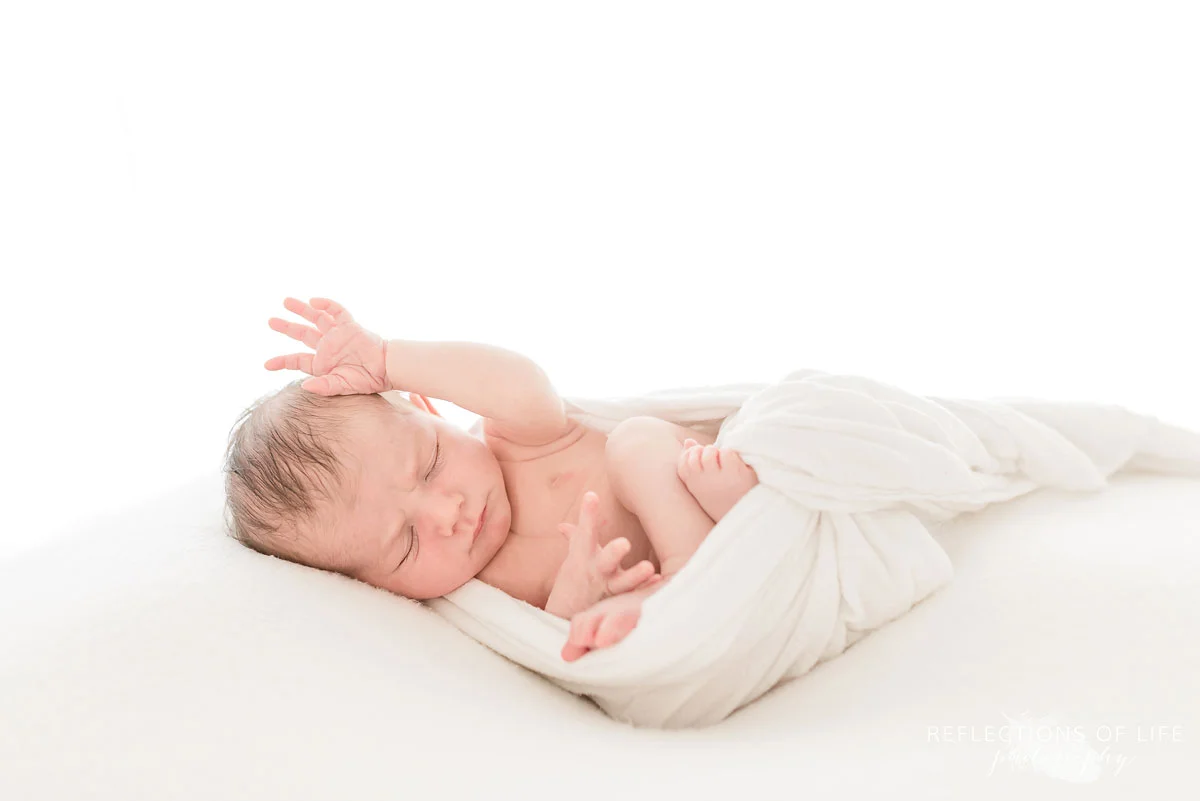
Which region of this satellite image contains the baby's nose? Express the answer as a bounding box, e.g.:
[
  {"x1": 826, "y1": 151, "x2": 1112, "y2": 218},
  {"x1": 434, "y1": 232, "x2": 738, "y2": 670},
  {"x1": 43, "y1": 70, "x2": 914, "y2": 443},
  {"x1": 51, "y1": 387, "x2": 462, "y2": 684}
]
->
[{"x1": 431, "y1": 494, "x2": 466, "y2": 537}]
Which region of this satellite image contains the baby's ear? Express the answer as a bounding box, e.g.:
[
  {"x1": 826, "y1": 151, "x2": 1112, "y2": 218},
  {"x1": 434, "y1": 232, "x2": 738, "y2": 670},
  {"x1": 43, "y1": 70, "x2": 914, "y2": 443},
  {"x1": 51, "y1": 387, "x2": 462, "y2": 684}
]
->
[{"x1": 408, "y1": 393, "x2": 443, "y2": 418}]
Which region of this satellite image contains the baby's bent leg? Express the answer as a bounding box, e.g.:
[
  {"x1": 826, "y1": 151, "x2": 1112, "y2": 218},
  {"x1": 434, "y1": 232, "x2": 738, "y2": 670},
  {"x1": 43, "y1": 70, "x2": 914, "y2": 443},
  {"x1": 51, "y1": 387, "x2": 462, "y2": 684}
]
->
[{"x1": 605, "y1": 417, "x2": 717, "y2": 578}]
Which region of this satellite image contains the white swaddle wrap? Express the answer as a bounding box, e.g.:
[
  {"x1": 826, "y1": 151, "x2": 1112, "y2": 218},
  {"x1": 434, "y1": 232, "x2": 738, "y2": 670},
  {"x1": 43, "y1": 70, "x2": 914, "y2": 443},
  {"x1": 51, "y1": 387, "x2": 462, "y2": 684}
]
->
[{"x1": 427, "y1": 369, "x2": 1200, "y2": 729}]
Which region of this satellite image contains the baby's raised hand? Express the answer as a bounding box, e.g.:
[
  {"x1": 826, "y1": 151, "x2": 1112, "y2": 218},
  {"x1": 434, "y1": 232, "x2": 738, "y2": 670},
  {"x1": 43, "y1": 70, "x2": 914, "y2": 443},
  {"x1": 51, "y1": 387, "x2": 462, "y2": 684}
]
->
[
  {"x1": 545, "y1": 491, "x2": 662, "y2": 621},
  {"x1": 264, "y1": 297, "x2": 390, "y2": 396}
]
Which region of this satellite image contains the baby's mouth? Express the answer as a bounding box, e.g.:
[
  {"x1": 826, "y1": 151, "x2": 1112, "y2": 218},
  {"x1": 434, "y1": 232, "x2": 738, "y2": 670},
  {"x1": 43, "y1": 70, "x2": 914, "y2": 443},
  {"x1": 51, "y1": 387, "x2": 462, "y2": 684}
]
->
[{"x1": 472, "y1": 503, "x2": 488, "y2": 540}]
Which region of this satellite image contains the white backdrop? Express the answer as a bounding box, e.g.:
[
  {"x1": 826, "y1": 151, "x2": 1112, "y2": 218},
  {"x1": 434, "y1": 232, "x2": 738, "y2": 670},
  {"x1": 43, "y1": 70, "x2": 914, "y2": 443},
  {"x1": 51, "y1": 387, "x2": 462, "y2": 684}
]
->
[{"x1": 2, "y1": 1, "x2": 1197, "y2": 564}]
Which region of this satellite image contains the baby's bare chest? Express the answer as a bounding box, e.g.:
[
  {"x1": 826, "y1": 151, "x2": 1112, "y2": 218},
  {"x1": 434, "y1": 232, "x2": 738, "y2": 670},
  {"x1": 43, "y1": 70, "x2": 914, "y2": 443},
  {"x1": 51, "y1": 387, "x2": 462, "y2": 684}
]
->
[{"x1": 483, "y1": 428, "x2": 657, "y2": 609}]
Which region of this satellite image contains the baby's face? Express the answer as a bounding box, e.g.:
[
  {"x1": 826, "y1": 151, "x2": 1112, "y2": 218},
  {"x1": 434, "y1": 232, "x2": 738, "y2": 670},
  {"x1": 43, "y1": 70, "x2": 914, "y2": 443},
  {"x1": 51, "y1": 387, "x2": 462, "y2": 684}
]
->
[{"x1": 333, "y1": 395, "x2": 512, "y2": 599}]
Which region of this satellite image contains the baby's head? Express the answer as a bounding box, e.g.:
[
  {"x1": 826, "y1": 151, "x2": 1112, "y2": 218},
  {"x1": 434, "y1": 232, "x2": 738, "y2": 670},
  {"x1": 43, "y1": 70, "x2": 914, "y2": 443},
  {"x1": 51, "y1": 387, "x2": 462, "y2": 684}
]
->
[{"x1": 223, "y1": 380, "x2": 511, "y2": 600}]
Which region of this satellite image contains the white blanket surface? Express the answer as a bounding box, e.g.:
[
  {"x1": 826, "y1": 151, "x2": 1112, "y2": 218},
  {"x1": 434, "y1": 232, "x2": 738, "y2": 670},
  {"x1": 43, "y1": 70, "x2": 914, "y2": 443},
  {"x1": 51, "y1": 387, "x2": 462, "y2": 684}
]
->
[{"x1": 428, "y1": 370, "x2": 1200, "y2": 728}]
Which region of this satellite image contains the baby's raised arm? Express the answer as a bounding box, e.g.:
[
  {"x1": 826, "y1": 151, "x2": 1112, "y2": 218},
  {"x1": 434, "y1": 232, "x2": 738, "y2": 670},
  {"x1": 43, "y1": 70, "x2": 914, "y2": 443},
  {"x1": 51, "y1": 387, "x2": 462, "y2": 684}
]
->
[
  {"x1": 384, "y1": 337, "x2": 571, "y2": 445},
  {"x1": 265, "y1": 296, "x2": 572, "y2": 444}
]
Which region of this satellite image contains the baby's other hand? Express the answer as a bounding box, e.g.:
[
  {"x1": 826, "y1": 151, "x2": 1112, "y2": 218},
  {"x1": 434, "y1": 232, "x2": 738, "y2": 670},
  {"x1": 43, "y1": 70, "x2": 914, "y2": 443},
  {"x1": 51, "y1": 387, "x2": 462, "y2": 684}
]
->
[{"x1": 545, "y1": 491, "x2": 662, "y2": 621}]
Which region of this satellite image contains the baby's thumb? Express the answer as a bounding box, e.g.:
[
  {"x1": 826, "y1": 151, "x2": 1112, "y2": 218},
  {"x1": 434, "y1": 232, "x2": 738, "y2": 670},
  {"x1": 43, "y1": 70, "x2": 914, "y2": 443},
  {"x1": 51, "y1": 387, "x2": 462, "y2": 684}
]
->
[{"x1": 301, "y1": 376, "x2": 332, "y2": 395}]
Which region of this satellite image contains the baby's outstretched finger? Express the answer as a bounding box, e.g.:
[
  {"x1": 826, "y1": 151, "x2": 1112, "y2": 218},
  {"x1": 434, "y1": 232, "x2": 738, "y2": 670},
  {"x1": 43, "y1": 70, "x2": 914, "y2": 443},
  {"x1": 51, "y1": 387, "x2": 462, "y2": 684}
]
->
[
  {"x1": 268, "y1": 316, "x2": 322, "y2": 350},
  {"x1": 310, "y1": 297, "x2": 353, "y2": 323},
  {"x1": 596, "y1": 537, "x2": 631, "y2": 574},
  {"x1": 573, "y1": 493, "x2": 600, "y2": 528},
  {"x1": 608, "y1": 561, "x2": 655, "y2": 595},
  {"x1": 281, "y1": 298, "x2": 337, "y2": 336},
  {"x1": 263, "y1": 352, "x2": 314, "y2": 374}
]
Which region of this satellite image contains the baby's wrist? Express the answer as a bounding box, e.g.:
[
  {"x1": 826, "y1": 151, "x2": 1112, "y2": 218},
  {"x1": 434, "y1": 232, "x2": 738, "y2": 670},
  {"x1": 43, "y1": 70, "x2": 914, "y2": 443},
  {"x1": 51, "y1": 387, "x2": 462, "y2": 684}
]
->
[
  {"x1": 545, "y1": 579, "x2": 585, "y2": 620},
  {"x1": 380, "y1": 340, "x2": 396, "y2": 391},
  {"x1": 544, "y1": 588, "x2": 572, "y2": 619}
]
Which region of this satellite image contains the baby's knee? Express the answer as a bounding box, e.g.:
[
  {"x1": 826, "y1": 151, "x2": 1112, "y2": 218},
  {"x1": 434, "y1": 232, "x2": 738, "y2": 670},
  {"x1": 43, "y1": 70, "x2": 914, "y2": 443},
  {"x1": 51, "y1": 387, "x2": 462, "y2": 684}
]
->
[
  {"x1": 605, "y1": 417, "x2": 677, "y2": 500},
  {"x1": 605, "y1": 416, "x2": 677, "y2": 467}
]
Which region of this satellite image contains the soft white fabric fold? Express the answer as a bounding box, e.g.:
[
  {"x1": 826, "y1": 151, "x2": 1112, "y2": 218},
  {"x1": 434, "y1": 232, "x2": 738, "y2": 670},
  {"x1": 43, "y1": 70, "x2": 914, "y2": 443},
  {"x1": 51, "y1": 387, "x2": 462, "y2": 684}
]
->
[{"x1": 427, "y1": 369, "x2": 1200, "y2": 728}]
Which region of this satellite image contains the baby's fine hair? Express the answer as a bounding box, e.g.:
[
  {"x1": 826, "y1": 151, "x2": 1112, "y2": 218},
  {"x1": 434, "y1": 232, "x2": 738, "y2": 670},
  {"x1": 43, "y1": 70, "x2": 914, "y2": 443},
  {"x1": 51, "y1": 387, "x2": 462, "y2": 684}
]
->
[{"x1": 222, "y1": 380, "x2": 418, "y2": 575}]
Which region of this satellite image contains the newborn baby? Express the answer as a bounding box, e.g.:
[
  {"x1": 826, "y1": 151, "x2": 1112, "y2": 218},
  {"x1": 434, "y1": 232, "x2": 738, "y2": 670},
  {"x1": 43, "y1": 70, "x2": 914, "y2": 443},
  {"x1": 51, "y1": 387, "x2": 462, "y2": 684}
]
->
[{"x1": 225, "y1": 297, "x2": 759, "y2": 661}]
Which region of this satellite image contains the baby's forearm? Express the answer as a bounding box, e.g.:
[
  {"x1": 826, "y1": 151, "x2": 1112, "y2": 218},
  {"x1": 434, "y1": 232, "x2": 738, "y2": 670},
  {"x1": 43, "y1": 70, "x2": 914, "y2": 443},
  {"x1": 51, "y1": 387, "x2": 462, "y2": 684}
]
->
[{"x1": 384, "y1": 339, "x2": 561, "y2": 423}]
